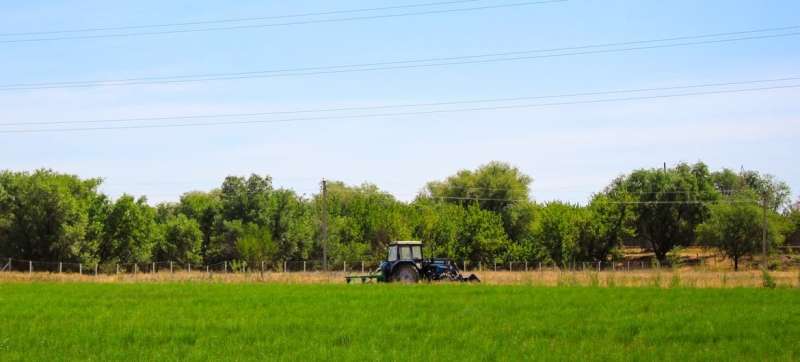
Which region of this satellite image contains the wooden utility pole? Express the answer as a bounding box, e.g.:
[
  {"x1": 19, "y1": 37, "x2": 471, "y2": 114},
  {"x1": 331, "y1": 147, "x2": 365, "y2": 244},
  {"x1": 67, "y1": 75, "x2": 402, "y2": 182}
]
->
[
  {"x1": 321, "y1": 179, "x2": 329, "y2": 271},
  {"x1": 762, "y1": 192, "x2": 769, "y2": 269}
]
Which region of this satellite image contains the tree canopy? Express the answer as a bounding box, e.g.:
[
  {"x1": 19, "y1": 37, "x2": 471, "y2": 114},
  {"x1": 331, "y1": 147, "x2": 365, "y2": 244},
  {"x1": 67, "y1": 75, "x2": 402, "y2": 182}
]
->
[{"x1": 0, "y1": 162, "x2": 795, "y2": 269}]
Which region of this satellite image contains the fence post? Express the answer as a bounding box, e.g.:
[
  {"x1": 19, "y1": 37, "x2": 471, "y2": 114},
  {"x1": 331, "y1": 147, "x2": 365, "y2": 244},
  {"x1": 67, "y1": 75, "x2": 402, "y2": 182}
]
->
[
  {"x1": 59, "y1": 262, "x2": 62, "y2": 274},
  {"x1": 29, "y1": 260, "x2": 32, "y2": 274},
  {"x1": 284, "y1": 261, "x2": 288, "y2": 273},
  {"x1": 597, "y1": 261, "x2": 601, "y2": 272},
  {"x1": 509, "y1": 261, "x2": 512, "y2": 271},
  {"x1": 95, "y1": 264, "x2": 98, "y2": 276},
  {"x1": 641, "y1": 261, "x2": 644, "y2": 270},
  {"x1": 478, "y1": 261, "x2": 482, "y2": 271},
  {"x1": 303, "y1": 261, "x2": 307, "y2": 272},
  {"x1": 361, "y1": 261, "x2": 364, "y2": 273},
  {"x1": 78, "y1": 263, "x2": 82, "y2": 275},
  {"x1": 134, "y1": 263, "x2": 137, "y2": 274},
  {"x1": 206, "y1": 265, "x2": 210, "y2": 276},
  {"x1": 494, "y1": 261, "x2": 497, "y2": 271},
  {"x1": 539, "y1": 262, "x2": 542, "y2": 274},
  {"x1": 170, "y1": 261, "x2": 173, "y2": 273},
  {"x1": 525, "y1": 261, "x2": 528, "y2": 272},
  {"x1": 463, "y1": 260, "x2": 467, "y2": 272},
  {"x1": 224, "y1": 261, "x2": 227, "y2": 273},
  {"x1": 188, "y1": 264, "x2": 191, "y2": 273},
  {"x1": 612, "y1": 262, "x2": 615, "y2": 272},
  {"x1": 343, "y1": 261, "x2": 346, "y2": 273},
  {"x1": 116, "y1": 264, "x2": 119, "y2": 275}
]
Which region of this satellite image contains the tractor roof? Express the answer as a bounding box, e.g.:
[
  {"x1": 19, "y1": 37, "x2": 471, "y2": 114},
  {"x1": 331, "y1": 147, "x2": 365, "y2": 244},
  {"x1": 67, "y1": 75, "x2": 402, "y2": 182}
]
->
[{"x1": 389, "y1": 240, "x2": 423, "y2": 246}]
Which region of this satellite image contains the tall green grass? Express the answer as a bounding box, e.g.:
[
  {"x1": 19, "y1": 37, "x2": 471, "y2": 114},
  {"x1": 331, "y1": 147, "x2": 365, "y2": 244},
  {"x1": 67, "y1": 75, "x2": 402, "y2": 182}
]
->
[{"x1": 0, "y1": 283, "x2": 797, "y2": 361}]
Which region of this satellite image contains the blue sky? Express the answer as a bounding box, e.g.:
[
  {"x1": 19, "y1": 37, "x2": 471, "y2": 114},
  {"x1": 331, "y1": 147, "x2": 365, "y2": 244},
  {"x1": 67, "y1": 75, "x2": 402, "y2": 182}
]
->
[{"x1": 1, "y1": 0, "x2": 798, "y2": 204}]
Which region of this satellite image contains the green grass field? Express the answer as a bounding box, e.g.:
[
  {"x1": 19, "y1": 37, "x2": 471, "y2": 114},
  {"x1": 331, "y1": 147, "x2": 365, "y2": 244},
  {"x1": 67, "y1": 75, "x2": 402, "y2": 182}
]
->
[{"x1": 0, "y1": 283, "x2": 798, "y2": 361}]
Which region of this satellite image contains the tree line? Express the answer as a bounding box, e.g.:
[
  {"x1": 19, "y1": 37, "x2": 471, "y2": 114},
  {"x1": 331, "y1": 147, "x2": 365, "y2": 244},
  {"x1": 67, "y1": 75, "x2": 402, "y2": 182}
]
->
[{"x1": 1, "y1": 162, "x2": 798, "y2": 270}]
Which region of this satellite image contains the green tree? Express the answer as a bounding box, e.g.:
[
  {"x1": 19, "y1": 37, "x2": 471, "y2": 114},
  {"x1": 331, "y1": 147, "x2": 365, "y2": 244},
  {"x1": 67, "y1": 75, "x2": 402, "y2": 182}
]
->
[
  {"x1": 576, "y1": 195, "x2": 634, "y2": 261},
  {"x1": 154, "y1": 214, "x2": 203, "y2": 264},
  {"x1": 101, "y1": 195, "x2": 157, "y2": 263},
  {"x1": 177, "y1": 191, "x2": 221, "y2": 259},
  {"x1": 697, "y1": 196, "x2": 781, "y2": 270},
  {"x1": 606, "y1": 162, "x2": 719, "y2": 262},
  {"x1": 0, "y1": 170, "x2": 105, "y2": 264},
  {"x1": 315, "y1": 182, "x2": 411, "y2": 262},
  {"x1": 532, "y1": 202, "x2": 581, "y2": 266}
]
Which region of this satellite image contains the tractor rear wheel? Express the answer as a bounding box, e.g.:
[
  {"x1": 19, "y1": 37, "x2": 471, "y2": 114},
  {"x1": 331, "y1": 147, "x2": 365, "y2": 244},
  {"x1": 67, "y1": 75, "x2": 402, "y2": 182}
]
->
[{"x1": 391, "y1": 264, "x2": 419, "y2": 283}]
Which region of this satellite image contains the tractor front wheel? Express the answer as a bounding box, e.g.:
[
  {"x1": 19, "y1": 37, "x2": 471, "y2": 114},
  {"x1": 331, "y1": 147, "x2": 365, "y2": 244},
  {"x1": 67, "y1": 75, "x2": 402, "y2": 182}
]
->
[{"x1": 391, "y1": 264, "x2": 419, "y2": 283}]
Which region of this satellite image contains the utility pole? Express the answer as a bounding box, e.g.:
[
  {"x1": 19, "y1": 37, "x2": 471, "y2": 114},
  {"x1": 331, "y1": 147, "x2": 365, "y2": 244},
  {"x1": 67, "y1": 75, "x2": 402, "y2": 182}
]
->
[
  {"x1": 321, "y1": 179, "x2": 328, "y2": 271},
  {"x1": 762, "y1": 191, "x2": 769, "y2": 269}
]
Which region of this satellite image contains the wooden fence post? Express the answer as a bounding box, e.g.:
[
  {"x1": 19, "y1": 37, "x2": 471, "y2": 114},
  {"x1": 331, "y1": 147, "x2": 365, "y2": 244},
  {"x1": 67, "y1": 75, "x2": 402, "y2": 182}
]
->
[
  {"x1": 134, "y1": 263, "x2": 137, "y2": 274},
  {"x1": 525, "y1": 261, "x2": 528, "y2": 272},
  {"x1": 224, "y1": 261, "x2": 227, "y2": 273},
  {"x1": 284, "y1": 261, "x2": 288, "y2": 273},
  {"x1": 343, "y1": 261, "x2": 346, "y2": 273},
  {"x1": 303, "y1": 261, "x2": 307, "y2": 272},
  {"x1": 116, "y1": 264, "x2": 119, "y2": 275},
  {"x1": 59, "y1": 262, "x2": 62, "y2": 274},
  {"x1": 170, "y1": 261, "x2": 173, "y2": 273},
  {"x1": 95, "y1": 264, "x2": 98, "y2": 276},
  {"x1": 29, "y1": 260, "x2": 32, "y2": 274},
  {"x1": 78, "y1": 263, "x2": 82, "y2": 275},
  {"x1": 361, "y1": 261, "x2": 364, "y2": 273}
]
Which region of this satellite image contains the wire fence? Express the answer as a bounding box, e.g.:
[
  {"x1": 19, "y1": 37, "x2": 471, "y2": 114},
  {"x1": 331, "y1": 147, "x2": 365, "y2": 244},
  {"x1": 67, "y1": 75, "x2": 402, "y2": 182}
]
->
[{"x1": 2, "y1": 255, "x2": 799, "y2": 276}]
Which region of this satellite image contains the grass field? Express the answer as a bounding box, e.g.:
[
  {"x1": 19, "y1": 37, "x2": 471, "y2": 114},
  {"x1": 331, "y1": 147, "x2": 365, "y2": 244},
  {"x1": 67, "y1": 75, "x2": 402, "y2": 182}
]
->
[{"x1": 1, "y1": 283, "x2": 798, "y2": 361}]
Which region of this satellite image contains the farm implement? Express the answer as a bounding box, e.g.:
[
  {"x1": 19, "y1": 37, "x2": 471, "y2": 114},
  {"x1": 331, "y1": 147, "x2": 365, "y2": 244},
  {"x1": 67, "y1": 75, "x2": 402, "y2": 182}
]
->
[{"x1": 345, "y1": 241, "x2": 480, "y2": 283}]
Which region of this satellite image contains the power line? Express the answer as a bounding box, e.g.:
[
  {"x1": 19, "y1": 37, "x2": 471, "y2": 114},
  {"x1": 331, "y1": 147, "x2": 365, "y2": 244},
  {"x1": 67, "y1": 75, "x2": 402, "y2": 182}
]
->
[
  {"x1": 2, "y1": 25, "x2": 798, "y2": 91},
  {"x1": 0, "y1": 1, "x2": 501, "y2": 37},
  {"x1": 3, "y1": 75, "x2": 796, "y2": 127},
  {"x1": 0, "y1": 0, "x2": 565, "y2": 44},
  {"x1": 1, "y1": 82, "x2": 798, "y2": 134},
  {"x1": 429, "y1": 196, "x2": 757, "y2": 204}
]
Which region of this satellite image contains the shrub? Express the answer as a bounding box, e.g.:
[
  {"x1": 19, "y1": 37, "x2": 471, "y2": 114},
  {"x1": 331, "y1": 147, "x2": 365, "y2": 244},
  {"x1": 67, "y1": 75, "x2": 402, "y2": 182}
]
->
[{"x1": 762, "y1": 270, "x2": 776, "y2": 289}]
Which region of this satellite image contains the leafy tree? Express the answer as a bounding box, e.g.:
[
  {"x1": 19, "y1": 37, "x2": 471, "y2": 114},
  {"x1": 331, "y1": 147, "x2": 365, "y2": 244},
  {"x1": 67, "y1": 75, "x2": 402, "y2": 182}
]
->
[
  {"x1": 712, "y1": 168, "x2": 791, "y2": 211},
  {"x1": 101, "y1": 195, "x2": 157, "y2": 263},
  {"x1": 315, "y1": 182, "x2": 411, "y2": 262},
  {"x1": 532, "y1": 202, "x2": 581, "y2": 265},
  {"x1": 177, "y1": 191, "x2": 221, "y2": 258},
  {"x1": 423, "y1": 161, "x2": 531, "y2": 222},
  {"x1": 154, "y1": 214, "x2": 203, "y2": 264},
  {"x1": 409, "y1": 200, "x2": 465, "y2": 258},
  {"x1": 0, "y1": 170, "x2": 105, "y2": 264},
  {"x1": 606, "y1": 162, "x2": 719, "y2": 262},
  {"x1": 263, "y1": 189, "x2": 314, "y2": 261},
  {"x1": 576, "y1": 195, "x2": 634, "y2": 261},
  {"x1": 697, "y1": 196, "x2": 781, "y2": 270},
  {"x1": 235, "y1": 222, "x2": 276, "y2": 266},
  {"x1": 220, "y1": 175, "x2": 272, "y2": 223},
  {"x1": 782, "y1": 204, "x2": 800, "y2": 247}
]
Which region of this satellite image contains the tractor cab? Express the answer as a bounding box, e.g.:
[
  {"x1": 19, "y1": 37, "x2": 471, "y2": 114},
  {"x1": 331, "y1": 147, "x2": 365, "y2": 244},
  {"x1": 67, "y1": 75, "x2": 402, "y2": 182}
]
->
[{"x1": 386, "y1": 240, "x2": 423, "y2": 262}]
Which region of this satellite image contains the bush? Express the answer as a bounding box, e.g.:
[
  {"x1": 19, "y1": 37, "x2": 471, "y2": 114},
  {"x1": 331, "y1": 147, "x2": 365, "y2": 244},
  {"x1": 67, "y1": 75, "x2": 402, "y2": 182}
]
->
[{"x1": 762, "y1": 270, "x2": 776, "y2": 289}]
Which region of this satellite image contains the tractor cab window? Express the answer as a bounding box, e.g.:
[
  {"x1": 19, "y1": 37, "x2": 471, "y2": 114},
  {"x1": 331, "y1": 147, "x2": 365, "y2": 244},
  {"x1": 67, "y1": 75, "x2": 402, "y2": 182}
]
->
[
  {"x1": 411, "y1": 245, "x2": 422, "y2": 259},
  {"x1": 399, "y1": 246, "x2": 412, "y2": 260},
  {"x1": 387, "y1": 246, "x2": 398, "y2": 261},
  {"x1": 398, "y1": 245, "x2": 422, "y2": 260}
]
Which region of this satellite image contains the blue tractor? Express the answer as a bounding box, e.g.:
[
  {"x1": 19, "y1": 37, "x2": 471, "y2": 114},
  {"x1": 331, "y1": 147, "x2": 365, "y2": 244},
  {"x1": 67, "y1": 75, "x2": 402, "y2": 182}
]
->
[{"x1": 345, "y1": 241, "x2": 480, "y2": 283}]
